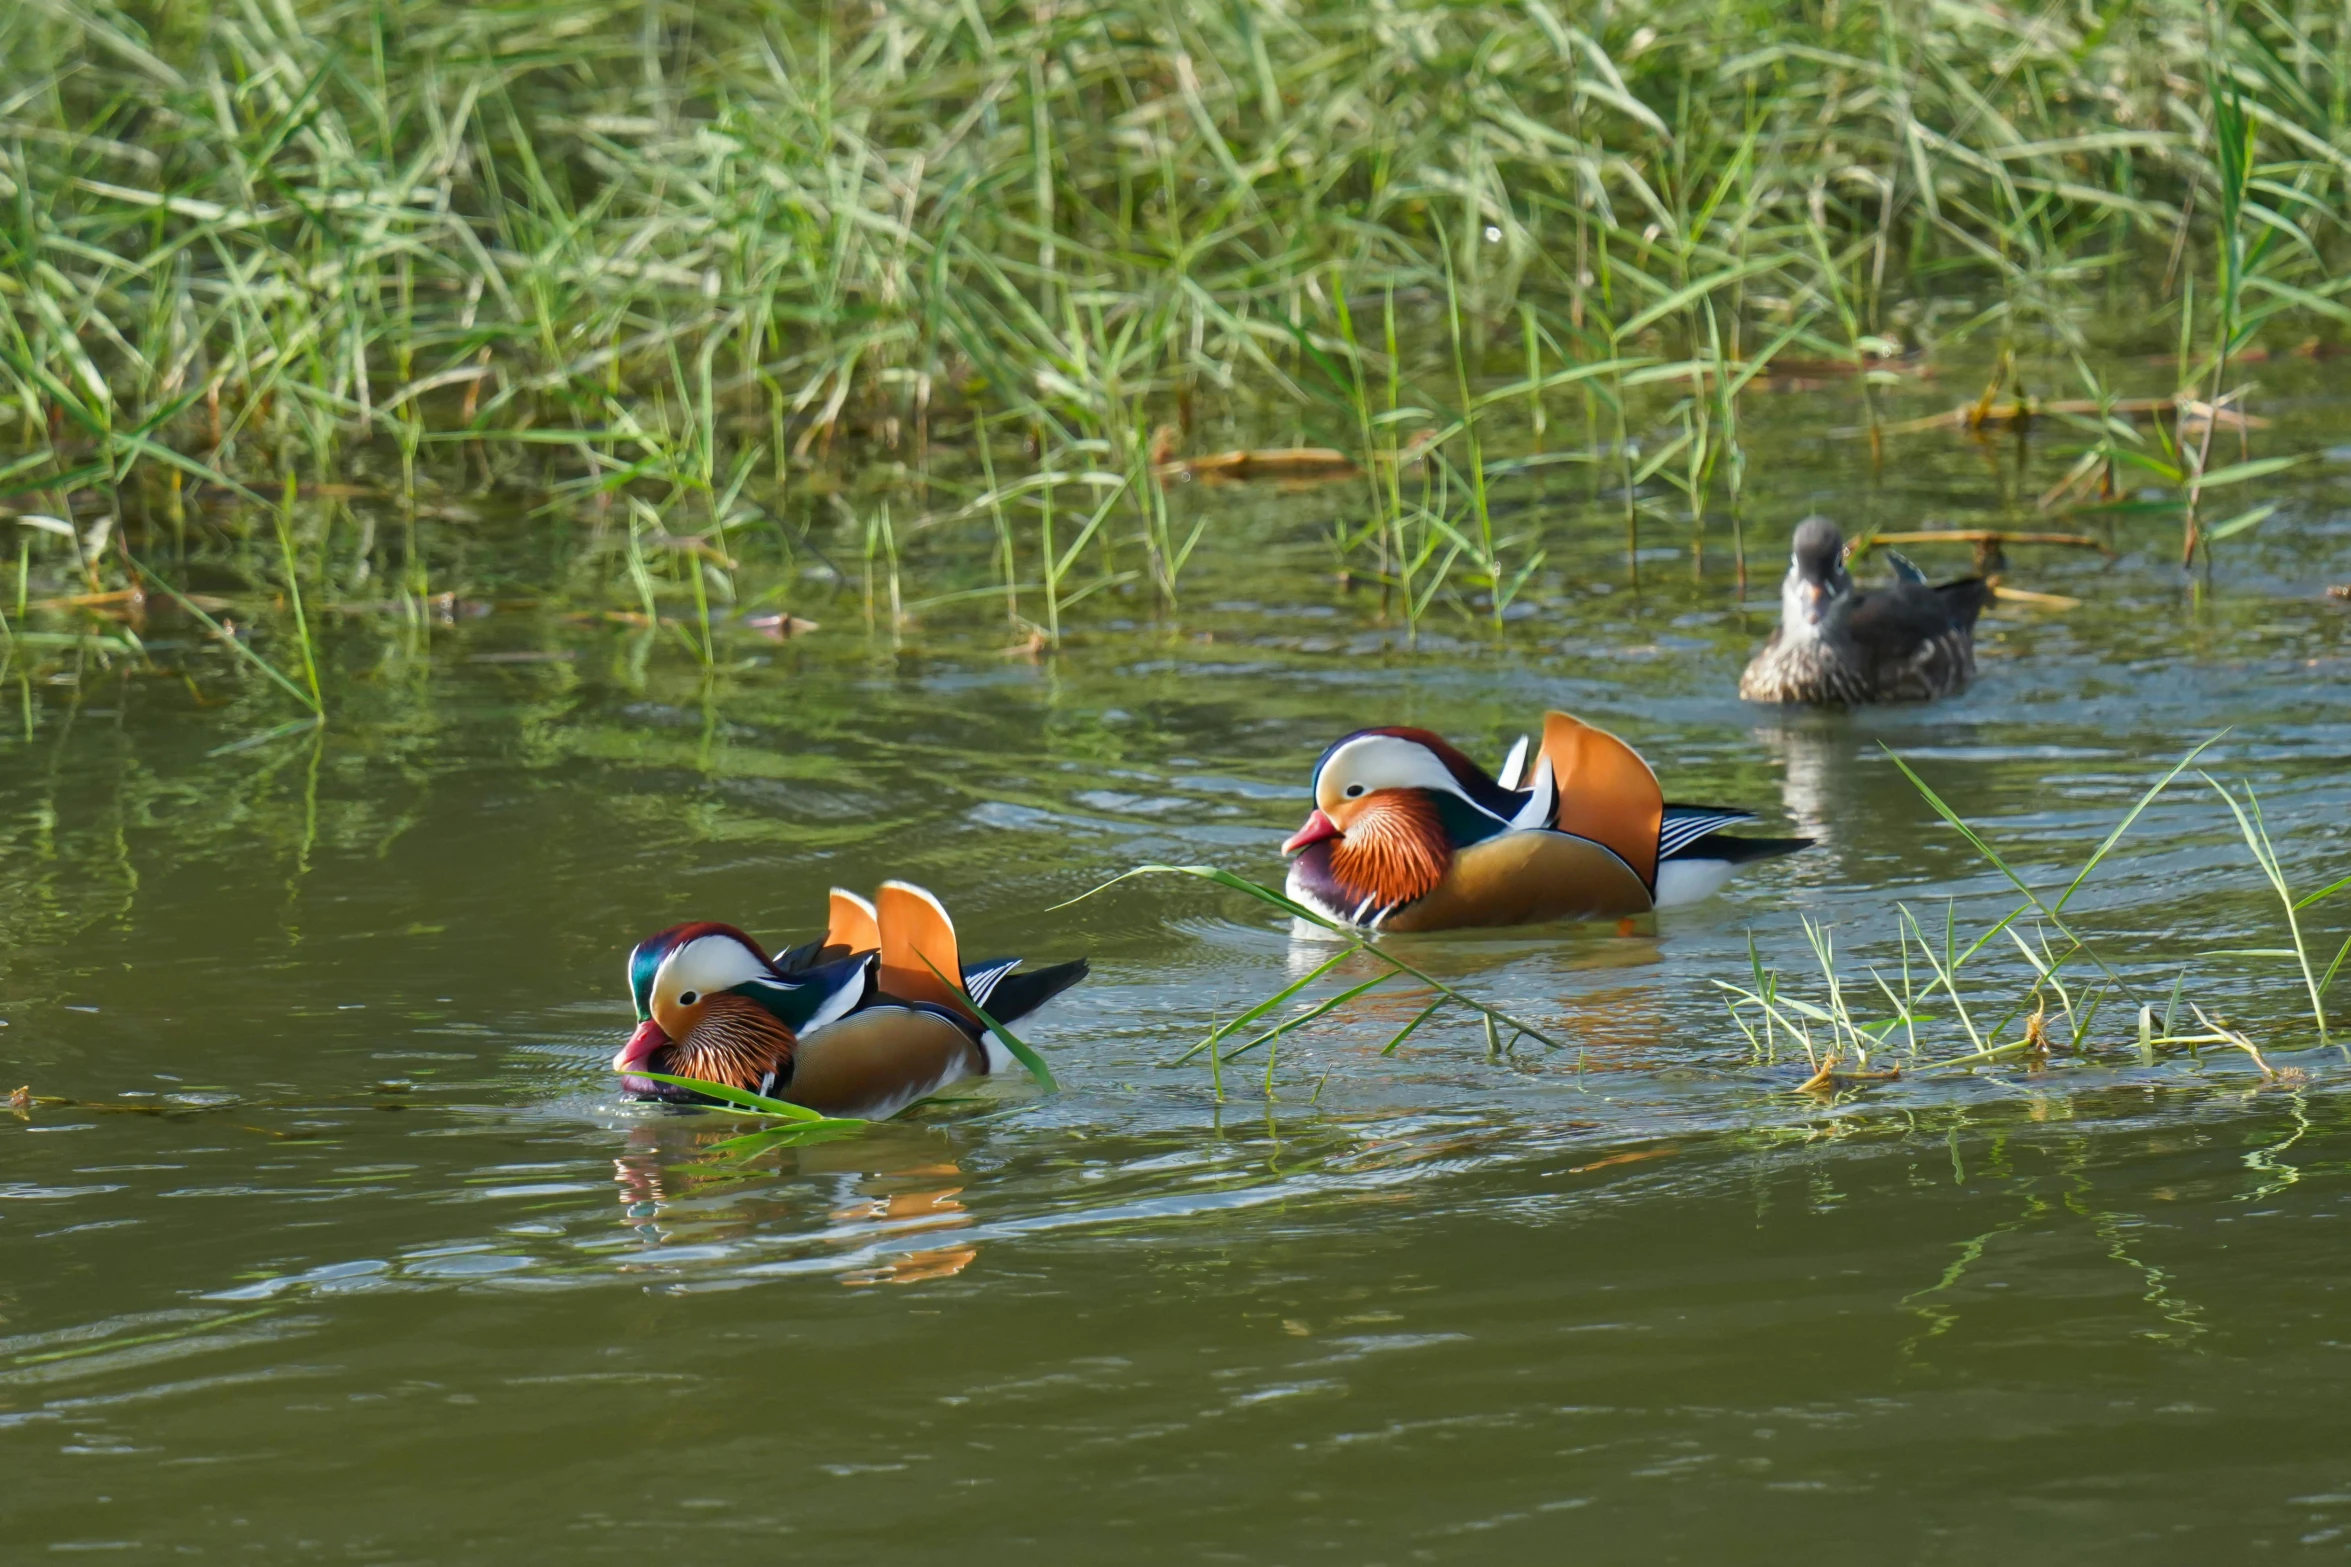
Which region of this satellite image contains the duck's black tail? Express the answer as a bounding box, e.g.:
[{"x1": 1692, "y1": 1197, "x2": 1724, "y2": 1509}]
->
[
  {"x1": 1937, "y1": 577, "x2": 1994, "y2": 632},
  {"x1": 966, "y1": 957, "x2": 1089, "y2": 1024},
  {"x1": 1675, "y1": 832, "x2": 1814, "y2": 865}
]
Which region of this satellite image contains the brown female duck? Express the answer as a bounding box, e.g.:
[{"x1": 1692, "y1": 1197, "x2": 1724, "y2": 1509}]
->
[{"x1": 1739, "y1": 517, "x2": 1992, "y2": 705}]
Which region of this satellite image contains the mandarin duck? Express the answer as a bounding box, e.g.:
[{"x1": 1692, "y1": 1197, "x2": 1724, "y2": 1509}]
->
[
  {"x1": 1280, "y1": 711, "x2": 1809, "y2": 931},
  {"x1": 1739, "y1": 516, "x2": 1992, "y2": 705},
  {"x1": 613, "y1": 882, "x2": 1086, "y2": 1121}
]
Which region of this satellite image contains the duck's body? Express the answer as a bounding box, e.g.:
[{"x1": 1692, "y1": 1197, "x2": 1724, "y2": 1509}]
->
[
  {"x1": 614, "y1": 884, "x2": 1085, "y2": 1120},
  {"x1": 1281, "y1": 711, "x2": 1808, "y2": 932},
  {"x1": 1739, "y1": 517, "x2": 1991, "y2": 705},
  {"x1": 781, "y1": 1003, "x2": 992, "y2": 1122}
]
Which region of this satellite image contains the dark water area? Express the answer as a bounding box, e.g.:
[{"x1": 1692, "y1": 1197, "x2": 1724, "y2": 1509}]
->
[{"x1": 8, "y1": 367, "x2": 2351, "y2": 1560}]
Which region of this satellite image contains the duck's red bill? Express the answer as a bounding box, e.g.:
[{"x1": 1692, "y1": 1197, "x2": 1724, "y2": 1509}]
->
[
  {"x1": 1282, "y1": 808, "x2": 1341, "y2": 855},
  {"x1": 613, "y1": 1018, "x2": 669, "y2": 1079}
]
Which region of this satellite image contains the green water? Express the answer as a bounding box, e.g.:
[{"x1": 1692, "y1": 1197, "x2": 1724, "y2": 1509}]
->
[{"x1": 7, "y1": 376, "x2": 2351, "y2": 1561}]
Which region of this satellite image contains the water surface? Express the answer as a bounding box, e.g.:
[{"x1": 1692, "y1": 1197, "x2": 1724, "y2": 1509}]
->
[{"x1": 6, "y1": 372, "x2": 2351, "y2": 1560}]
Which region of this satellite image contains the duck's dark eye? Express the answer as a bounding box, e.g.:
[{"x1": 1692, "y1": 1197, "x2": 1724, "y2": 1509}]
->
[
  {"x1": 679, "y1": 990, "x2": 700, "y2": 1006},
  {"x1": 1344, "y1": 783, "x2": 1367, "y2": 798}
]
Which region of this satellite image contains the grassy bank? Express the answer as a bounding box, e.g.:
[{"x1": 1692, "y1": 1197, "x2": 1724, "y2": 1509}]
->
[{"x1": 4, "y1": 0, "x2": 2349, "y2": 661}]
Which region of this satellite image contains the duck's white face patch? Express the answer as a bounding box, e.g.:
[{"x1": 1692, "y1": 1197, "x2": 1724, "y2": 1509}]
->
[
  {"x1": 1314, "y1": 735, "x2": 1473, "y2": 816},
  {"x1": 652, "y1": 934, "x2": 771, "y2": 1019}
]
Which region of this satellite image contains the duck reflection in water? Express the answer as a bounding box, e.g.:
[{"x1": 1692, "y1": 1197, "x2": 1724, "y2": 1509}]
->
[
  {"x1": 611, "y1": 1120, "x2": 979, "y2": 1287},
  {"x1": 1749, "y1": 715, "x2": 1877, "y2": 851},
  {"x1": 819, "y1": 1156, "x2": 979, "y2": 1287}
]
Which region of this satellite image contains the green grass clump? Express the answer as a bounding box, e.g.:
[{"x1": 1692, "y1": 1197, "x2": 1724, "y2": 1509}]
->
[
  {"x1": 1722, "y1": 739, "x2": 2351, "y2": 1085},
  {"x1": 3, "y1": 0, "x2": 2348, "y2": 650}
]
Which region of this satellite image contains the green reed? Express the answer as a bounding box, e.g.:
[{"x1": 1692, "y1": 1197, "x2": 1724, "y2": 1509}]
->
[
  {"x1": 1062, "y1": 864, "x2": 1569, "y2": 1100},
  {"x1": 2, "y1": 0, "x2": 2347, "y2": 657},
  {"x1": 1723, "y1": 738, "x2": 2351, "y2": 1083}
]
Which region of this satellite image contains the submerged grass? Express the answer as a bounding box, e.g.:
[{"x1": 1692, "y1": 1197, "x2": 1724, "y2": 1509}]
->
[
  {"x1": 3, "y1": 0, "x2": 2348, "y2": 664},
  {"x1": 1723, "y1": 740, "x2": 2351, "y2": 1085}
]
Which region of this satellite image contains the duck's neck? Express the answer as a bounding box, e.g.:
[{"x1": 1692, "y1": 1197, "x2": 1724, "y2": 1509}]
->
[{"x1": 1779, "y1": 571, "x2": 1838, "y2": 649}]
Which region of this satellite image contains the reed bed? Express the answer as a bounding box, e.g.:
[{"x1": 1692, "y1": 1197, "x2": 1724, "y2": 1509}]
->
[
  {"x1": 1722, "y1": 741, "x2": 2349, "y2": 1087},
  {"x1": 3, "y1": 0, "x2": 2349, "y2": 671}
]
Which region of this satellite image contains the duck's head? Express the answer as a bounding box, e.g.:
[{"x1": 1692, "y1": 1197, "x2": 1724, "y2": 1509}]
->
[
  {"x1": 1783, "y1": 516, "x2": 1852, "y2": 631},
  {"x1": 613, "y1": 921, "x2": 796, "y2": 1100},
  {"x1": 1281, "y1": 728, "x2": 1521, "y2": 915}
]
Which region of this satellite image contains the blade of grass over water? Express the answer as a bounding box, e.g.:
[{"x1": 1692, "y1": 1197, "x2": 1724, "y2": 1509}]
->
[
  {"x1": 1882, "y1": 745, "x2": 2140, "y2": 1001},
  {"x1": 625, "y1": 1070, "x2": 849, "y2": 1124},
  {"x1": 2200, "y1": 773, "x2": 2339, "y2": 1056},
  {"x1": 1728, "y1": 743, "x2": 2351, "y2": 1082},
  {"x1": 1063, "y1": 864, "x2": 1568, "y2": 1066},
  {"x1": 125, "y1": 551, "x2": 322, "y2": 717},
  {"x1": 915, "y1": 950, "x2": 1059, "y2": 1094}
]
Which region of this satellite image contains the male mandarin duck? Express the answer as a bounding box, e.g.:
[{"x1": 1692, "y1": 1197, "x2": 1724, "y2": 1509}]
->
[
  {"x1": 1280, "y1": 711, "x2": 1809, "y2": 931},
  {"x1": 613, "y1": 881, "x2": 1086, "y2": 1121},
  {"x1": 1739, "y1": 516, "x2": 1992, "y2": 705}
]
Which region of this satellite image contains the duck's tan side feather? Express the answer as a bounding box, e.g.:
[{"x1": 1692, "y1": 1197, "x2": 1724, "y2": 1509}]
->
[
  {"x1": 1539, "y1": 711, "x2": 1663, "y2": 890},
  {"x1": 786, "y1": 1006, "x2": 985, "y2": 1120},
  {"x1": 1380, "y1": 830, "x2": 1654, "y2": 930}
]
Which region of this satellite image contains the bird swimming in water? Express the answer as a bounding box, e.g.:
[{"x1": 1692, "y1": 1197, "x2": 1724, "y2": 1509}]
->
[
  {"x1": 613, "y1": 883, "x2": 1086, "y2": 1121},
  {"x1": 1280, "y1": 710, "x2": 1810, "y2": 931},
  {"x1": 1739, "y1": 516, "x2": 1992, "y2": 706}
]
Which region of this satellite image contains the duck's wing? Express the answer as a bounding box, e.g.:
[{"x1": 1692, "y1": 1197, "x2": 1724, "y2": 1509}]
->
[
  {"x1": 1884, "y1": 549, "x2": 1928, "y2": 584},
  {"x1": 1385, "y1": 830, "x2": 1653, "y2": 930},
  {"x1": 1847, "y1": 580, "x2": 1981, "y2": 657},
  {"x1": 876, "y1": 880, "x2": 979, "y2": 1019},
  {"x1": 1506, "y1": 752, "x2": 1558, "y2": 831},
  {"x1": 1651, "y1": 804, "x2": 1813, "y2": 906},
  {"x1": 1658, "y1": 804, "x2": 1755, "y2": 860},
  {"x1": 827, "y1": 888, "x2": 881, "y2": 952},
  {"x1": 1658, "y1": 803, "x2": 1811, "y2": 870},
  {"x1": 1495, "y1": 734, "x2": 1532, "y2": 791},
  {"x1": 964, "y1": 956, "x2": 1089, "y2": 1024},
  {"x1": 1933, "y1": 576, "x2": 1993, "y2": 631},
  {"x1": 874, "y1": 881, "x2": 1087, "y2": 1070}
]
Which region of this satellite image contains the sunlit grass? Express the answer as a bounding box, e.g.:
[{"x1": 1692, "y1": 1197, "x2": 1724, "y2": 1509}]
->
[
  {"x1": 1721, "y1": 738, "x2": 2351, "y2": 1085},
  {"x1": 1, "y1": 0, "x2": 2345, "y2": 671}
]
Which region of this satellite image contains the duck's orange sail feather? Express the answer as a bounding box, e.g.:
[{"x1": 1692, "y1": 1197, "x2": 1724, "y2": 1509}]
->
[
  {"x1": 875, "y1": 881, "x2": 978, "y2": 1019},
  {"x1": 1539, "y1": 711, "x2": 1664, "y2": 891},
  {"x1": 826, "y1": 888, "x2": 881, "y2": 954}
]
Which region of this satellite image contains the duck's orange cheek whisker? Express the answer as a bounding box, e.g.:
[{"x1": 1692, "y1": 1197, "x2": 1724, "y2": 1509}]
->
[{"x1": 1283, "y1": 808, "x2": 1342, "y2": 855}]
